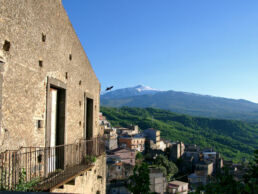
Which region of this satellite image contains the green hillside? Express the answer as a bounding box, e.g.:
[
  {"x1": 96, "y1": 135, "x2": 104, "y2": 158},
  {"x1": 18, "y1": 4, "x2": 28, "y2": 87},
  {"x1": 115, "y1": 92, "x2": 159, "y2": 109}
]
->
[{"x1": 101, "y1": 106, "x2": 258, "y2": 162}]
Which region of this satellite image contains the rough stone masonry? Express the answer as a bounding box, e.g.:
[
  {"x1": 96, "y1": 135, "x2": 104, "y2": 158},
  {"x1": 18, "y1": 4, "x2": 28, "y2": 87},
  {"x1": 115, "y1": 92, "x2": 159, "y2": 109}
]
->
[{"x1": 0, "y1": 0, "x2": 105, "y2": 193}]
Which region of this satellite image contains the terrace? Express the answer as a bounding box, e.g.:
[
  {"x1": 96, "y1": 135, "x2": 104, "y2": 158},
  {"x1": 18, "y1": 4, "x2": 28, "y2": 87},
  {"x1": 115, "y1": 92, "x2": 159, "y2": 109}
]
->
[{"x1": 0, "y1": 137, "x2": 105, "y2": 192}]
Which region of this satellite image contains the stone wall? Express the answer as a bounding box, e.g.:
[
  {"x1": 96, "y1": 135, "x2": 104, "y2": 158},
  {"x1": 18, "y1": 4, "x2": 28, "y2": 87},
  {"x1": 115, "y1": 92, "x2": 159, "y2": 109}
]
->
[
  {"x1": 53, "y1": 155, "x2": 106, "y2": 194},
  {"x1": 0, "y1": 1, "x2": 106, "y2": 193},
  {"x1": 0, "y1": 0, "x2": 100, "y2": 151}
]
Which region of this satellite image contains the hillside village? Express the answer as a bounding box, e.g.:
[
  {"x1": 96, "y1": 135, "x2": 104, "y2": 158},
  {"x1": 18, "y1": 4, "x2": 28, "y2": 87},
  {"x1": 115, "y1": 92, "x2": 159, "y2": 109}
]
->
[
  {"x1": 0, "y1": 1, "x2": 257, "y2": 194},
  {"x1": 100, "y1": 113, "x2": 249, "y2": 193}
]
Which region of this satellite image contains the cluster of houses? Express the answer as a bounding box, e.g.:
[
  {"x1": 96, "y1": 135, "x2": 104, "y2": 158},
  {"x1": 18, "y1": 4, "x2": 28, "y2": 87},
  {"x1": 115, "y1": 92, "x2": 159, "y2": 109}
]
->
[
  {"x1": 100, "y1": 113, "x2": 189, "y2": 194},
  {"x1": 169, "y1": 143, "x2": 224, "y2": 189},
  {"x1": 99, "y1": 112, "x2": 246, "y2": 194}
]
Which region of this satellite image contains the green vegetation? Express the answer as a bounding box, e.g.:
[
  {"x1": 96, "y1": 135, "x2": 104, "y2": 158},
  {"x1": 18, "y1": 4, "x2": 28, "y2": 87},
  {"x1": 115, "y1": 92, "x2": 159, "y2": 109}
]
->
[
  {"x1": 101, "y1": 106, "x2": 258, "y2": 162},
  {"x1": 149, "y1": 155, "x2": 178, "y2": 181},
  {"x1": 84, "y1": 155, "x2": 97, "y2": 164},
  {"x1": 194, "y1": 150, "x2": 258, "y2": 194},
  {"x1": 101, "y1": 89, "x2": 258, "y2": 123},
  {"x1": 0, "y1": 168, "x2": 39, "y2": 191},
  {"x1": 127, "y1": 162, "x2": 151, "y2": 194}
]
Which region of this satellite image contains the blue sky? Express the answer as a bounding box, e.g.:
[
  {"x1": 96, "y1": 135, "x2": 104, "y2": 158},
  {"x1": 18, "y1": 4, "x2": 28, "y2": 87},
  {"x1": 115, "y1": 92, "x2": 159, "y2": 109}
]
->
[{"x1": 62, "y1": 0, "x2": 258, "y2": 103}]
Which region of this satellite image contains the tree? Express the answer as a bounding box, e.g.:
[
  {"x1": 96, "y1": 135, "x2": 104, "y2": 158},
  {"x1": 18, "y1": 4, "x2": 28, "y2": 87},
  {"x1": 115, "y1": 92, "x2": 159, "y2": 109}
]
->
[
  {"x1": 136, "y1": 152, "x2": 144, "y2": 164},
  {"x1": 127, "y1": 162, "x2": 151, "y2": 194},
  {"x1": 244, "y1": 149, "x2": 258, "y2": 193},
  {"x1": 194, "y1": 149, "x2": 258, "y2": 194},
  {"x1": 153, "y1": 155, "x2": 178, "y2": 180},
  {"x1": 195, "y1": 167, "x2": 246, "y2": 194}
]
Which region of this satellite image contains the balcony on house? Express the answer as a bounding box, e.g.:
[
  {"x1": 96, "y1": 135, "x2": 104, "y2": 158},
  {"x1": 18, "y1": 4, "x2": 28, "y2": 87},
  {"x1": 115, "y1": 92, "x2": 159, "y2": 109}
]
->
[{"x1": 0, "y1": 137, "x2": 105, "y2": 192}]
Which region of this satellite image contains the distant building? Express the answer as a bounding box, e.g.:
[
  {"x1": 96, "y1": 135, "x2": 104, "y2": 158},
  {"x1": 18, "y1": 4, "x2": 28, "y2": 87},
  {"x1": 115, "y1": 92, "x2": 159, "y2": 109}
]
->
[
  {"x1": 99, "y1": 112, "x2": 111, "y2": 129},
  {"x1": 106, "y1": 154, "x2": 134, "y2": 194},
  {"x1": 201, "y1": 151, "x2": 223, "y2": 173},
  {"x1": 106, "y1": 181, "x2": 131, "y2": 194},
  {"x1": 195, "y1": 161, "x2": 214, "y2": 175},
  {"x1": 188, "y1": 172, "x2": 209, "y2": 188},
  {"x1": 106, "y1": 156, "x2": 134, "y2": 182},
  {"x1": 144, "y1": 128, "x2": 169, "y2": 152},
  {"x1": 185, "y1": 144, "x2": 200, "y2": 152},
  {"x1": 149, "y1": 167, "x2": 167, "y2": 194},
  {"x1": 109, "y1": 148, "x2": 137, "y2": 166},
  {"x1": 118, "y1": 135, "x2": 145, "y2": 152},
  {"x1": 180, "y1": 155, "x2": 195, "y2": 173},
  {"x1": 168, "y1": 180, "x2": 189, "y2": 194},
  {"x1": 104, "y1": 128, "x2": 118, "y2": 150},
  {"x1": 188, "y1": 160, "x2": 213, "y2": 189},
  {"x1": 184, "y1": 144, "x2": 201, "y2": 164},
  {"x1": 223, "y1": 161, "x2": 248, "y2": 181},
  {"x1": 169, "y1": 142, "x2": 185, "y2": 162},
  {"x1": 116, "y1": 125, "x2": 139, "y2": 136},
  {"x1": 143, "y1": 128, "x2": 161, "y2": 143}
]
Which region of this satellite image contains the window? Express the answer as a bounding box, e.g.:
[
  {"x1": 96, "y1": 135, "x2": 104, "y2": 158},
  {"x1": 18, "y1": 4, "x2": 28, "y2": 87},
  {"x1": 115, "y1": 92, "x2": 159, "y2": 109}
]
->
[{"x1": 3, "y1": 40, "x2": 10, "y2": 51}]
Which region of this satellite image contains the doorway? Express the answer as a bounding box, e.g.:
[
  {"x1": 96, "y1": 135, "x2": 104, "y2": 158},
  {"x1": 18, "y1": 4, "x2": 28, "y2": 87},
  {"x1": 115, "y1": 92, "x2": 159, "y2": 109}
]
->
[
  {"x1": 84, "y1": 96, "x2": 93, "y2": 140},
  {"x1": 84, "y1": 95, "x2": 94, "y2": 156},
  {"x1": 46, "y1": 78, "x2": 66, "y2": 173}
]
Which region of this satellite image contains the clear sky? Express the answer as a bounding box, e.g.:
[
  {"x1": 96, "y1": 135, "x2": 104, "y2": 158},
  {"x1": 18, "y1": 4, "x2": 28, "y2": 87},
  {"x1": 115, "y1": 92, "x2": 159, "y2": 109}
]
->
[{"x1": 62, "y1": 0, "x2": 258, "y2": 103}]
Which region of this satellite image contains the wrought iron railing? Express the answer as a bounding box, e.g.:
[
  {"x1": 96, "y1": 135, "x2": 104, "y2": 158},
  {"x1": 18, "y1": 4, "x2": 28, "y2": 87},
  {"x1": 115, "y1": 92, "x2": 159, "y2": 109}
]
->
[{"x1": 0, "y1": 137, "x2": 105, "y2": 191}]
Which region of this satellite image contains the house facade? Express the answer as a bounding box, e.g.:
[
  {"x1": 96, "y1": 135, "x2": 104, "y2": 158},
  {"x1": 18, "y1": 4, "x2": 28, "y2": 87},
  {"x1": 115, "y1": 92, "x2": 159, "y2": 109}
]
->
[
  {"x1": 118, "y1": 136, "x2": 145, "y2": 152},
  {"x1": 167, "y1": 180, "x2": 188, "y2": 194},
  {"x1": 149, "y1": 168, "x2": 167, "y2": 194},
  {"x1": 143, "y1": 128, "x2": 161, "y2": 143},
  {"x1": 0, "y1": 0, "x2": 105, "y2": 193},
  {"x1": 170, "y1": 142, "x2": 185, "y2": 162}
]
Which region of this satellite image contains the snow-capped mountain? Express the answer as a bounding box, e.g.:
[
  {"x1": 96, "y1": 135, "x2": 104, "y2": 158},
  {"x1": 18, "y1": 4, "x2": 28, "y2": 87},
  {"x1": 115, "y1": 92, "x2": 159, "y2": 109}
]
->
[
  {"x1": 101, "y1": 85, "x2": 258, "y2": 122},
  {"x1": 101, "y1": 85, "x2": 160, "y2": 99}
]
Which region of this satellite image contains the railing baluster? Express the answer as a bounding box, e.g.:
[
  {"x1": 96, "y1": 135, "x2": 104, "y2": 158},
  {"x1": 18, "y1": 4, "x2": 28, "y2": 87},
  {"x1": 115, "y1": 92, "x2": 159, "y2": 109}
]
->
[
  {"x1": 0, "y1": 137, "x2": 105, "y2": 191},
  {"x1": 14, "y1": 152, "x2": 16, "y2": 190},
  {"x1": 8, "y1": 151, "x2": 10, "y2": 190}
]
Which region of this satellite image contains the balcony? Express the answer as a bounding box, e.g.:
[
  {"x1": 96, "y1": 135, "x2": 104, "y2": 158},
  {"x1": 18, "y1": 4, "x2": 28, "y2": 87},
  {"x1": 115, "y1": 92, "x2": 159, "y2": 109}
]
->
[{"x1": 0, "y1": 137, "x2": 105, "y2": 191}]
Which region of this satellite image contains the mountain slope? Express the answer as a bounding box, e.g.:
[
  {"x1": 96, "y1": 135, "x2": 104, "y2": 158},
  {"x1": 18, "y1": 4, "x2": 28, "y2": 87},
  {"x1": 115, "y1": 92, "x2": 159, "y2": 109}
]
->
[
  {"x1": 101, "y1": 85, "x2": 159, "y2": 99},
  {"x1": 101, "y1": 107, "x2": 258, "y2": 162},
  {"x1": 101, "y1": 86, "x2": 258, "y2": 122}
]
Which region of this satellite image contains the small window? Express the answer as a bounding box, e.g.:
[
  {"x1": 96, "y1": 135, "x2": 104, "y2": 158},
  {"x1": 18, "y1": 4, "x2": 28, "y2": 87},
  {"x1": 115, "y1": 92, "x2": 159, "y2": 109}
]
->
[
  {"x1": 39, "y1": 60, "x2": 43, "y2": 67},
  {"x1": 42, "y1": 33, "x2": 46, "y2": 42},
  {"x1": 37, "y1": 120, "x2": 44, "y2": 128},
  {"x1": 3, "y1": 40, "x2": 10, "y2": 51}
]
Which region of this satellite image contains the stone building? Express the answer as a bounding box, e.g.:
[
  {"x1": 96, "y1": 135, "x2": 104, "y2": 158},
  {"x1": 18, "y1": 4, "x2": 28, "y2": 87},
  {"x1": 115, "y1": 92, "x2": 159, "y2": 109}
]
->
[
  {"x1": 167, "y1": 180, "x2": 188, "y2": 194},
  {"x1": 104, "y1": 128, "x2": 118, "y2": 150},
  {"x1": 143, "y1": 128, "x2": 161, "y2": 143},
  {"x1": 108, "y1": 148, "x2": 136, "y2": 166},
  {"x1": 0, "y1": 0, "x2": 105, "y2": 193},
  {"x1": 106, "y1": 156, "x2": 134, "y2": 182},
  {"x1": 118, "y1": 135, "x2": 145, "y2": 152},
  {"x1": 202, "y1": 151, "x2": 223, "y2": 173},
  {"x1": 188, "y1": 171, "x2": 209, "y2": 188},
  {"x1": 106, "y1": 153, "x2": 134, "y2": 194},
  {"x1": 116, "y1": 125, "x2": 139, "y2": 136},
  {"x1": 169, "y1": 141, "x2": 185, "y2": 162},
  {"x1": 149, "y1": 167, "x2": 167, "y2": 194},
  {"x1": 195, "y1": 161, "x2": 214, "y2": 176}
]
